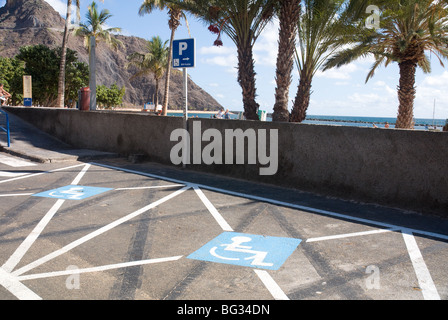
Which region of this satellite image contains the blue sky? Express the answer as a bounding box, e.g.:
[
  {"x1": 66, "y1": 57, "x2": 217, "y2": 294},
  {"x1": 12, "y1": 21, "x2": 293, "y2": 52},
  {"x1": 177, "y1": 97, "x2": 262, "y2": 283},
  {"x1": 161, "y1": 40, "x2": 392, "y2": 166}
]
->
[{"x1": 3, "y1": 0, "x2": 448, "y2": 119}]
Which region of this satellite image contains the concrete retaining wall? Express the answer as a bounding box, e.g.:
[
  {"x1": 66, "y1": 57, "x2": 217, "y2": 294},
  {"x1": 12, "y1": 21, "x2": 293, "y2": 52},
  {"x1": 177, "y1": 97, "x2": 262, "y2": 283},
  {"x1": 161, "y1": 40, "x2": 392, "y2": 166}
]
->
[
  {"x1": 5, "y1": 107, "x2": 183, "y2": 164},
  {"x1": 4, "y1": 106, "x2": 448, "y2": 216}
]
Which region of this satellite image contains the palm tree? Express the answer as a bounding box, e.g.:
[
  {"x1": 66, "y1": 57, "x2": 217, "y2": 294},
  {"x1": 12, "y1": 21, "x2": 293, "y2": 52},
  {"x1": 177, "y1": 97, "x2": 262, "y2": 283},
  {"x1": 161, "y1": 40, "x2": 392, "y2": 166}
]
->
[
  {"x1": 74, "y1": 1, "x2": 123, "y2": 54},
  {"x1": 74, "y1": 1, "x2": 123, "y2": 110},
  {"x1": 324, "y1": 0, "x2": 448, "y2": 129},
  {"x1": 289, "y1": 0, "x2": 361, "y2": 123},
  {"x1": 272, "y1": 0, "x2": 300, "y2": 122},
  {"x1": 139, "y1": 0, "x2": 189, "y2": 116},
  {"x1": 127, "y1": 36, "x2": 169, "y2": 108},
  {"x1": 56, "y1": 0, "x2": 80, "y2": 108},
  {"x1": 168, "y1": 0, "x2": 276, "y2": 120},
  {"x1": 57, "y1": 1, "x2": 106, "y2": 108}
]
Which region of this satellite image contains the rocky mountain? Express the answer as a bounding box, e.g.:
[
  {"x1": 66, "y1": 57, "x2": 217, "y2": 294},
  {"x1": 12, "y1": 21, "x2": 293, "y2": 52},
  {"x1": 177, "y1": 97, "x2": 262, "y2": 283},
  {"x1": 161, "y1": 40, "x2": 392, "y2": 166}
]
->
[{"x1": 0, "y1": 0, "x2": 222, "y2": 110}]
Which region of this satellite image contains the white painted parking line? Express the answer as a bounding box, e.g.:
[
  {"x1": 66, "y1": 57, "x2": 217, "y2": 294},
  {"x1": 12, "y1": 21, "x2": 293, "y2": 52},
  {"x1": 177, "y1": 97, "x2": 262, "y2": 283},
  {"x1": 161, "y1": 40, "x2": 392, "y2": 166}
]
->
[
  {"x1": 2, "y1": 164, "x2": 91, "y2": 274},
  {"x1": 306, "y1": 228, "x2": 400, "y2": 243},
  {"x1": 0, "y1": 171, "x2": 28, "y2": 178},
  {"x1": 91, "y1": 162, "x2": 448, "y2": 301},
  {"x1": 70, "y1": 163, "x2": 90, "y2": 186},
  {"x1": 194, "y1": 186, "x2": 233, "y2": 232},
  {"x1": 0, "y1": 193, "x2": 34, "y2": 197},
  {"x1": 254, "y1": 270, "x2": 289, "y2": 300},
  {"x1": 91, "y1": 162, "x2": 448, "y2": 242},
  {"x1": 91, "y1": 162, "x2": 192, "y2": 187},
  {"x1": 115, "y1": 184, "x2": 184, "y2": 191},
  {"x1": 0, "y1": 163, "x2": 86, "y2": 185},
  {"x1": 12, "y1": 186, "x2": 190, "y2": 277},
  {"x1": 2, "y1": 161, "x2": 445, "y2": 300},
  {"x1": 0, "y1": 155, "x2": 36, "y2": 167},
  {"x1": 1, "y1": 199, "x2": 65, "y2": 274},
  {"x1": 17, "y1": 256, "x2": 183, "y2": 281},
  {"x1": 0, "y1": 268, "x2": 41, "y2": 300},
  {"x1": 192, "y1": 185, "x2": 290, "y2": 300},
  {"x1": 402, "y1": 229, "x2": 441, "y2": 300}
]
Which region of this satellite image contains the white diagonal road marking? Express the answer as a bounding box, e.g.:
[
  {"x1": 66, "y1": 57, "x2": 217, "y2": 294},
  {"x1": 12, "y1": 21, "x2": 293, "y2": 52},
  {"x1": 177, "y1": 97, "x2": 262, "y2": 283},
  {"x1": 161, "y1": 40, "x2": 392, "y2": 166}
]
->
[{"x1": 0, "y1": 155, "x2": 36, "y2": 167}]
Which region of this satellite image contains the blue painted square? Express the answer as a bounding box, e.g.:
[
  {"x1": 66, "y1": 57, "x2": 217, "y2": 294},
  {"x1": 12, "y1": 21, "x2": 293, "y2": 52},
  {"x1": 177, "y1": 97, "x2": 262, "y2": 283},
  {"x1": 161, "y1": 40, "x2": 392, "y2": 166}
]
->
[
  {"x1": 187, "y1": 232, "x2": 302, "y2": 271},
  {"x1": 23, "y1": 98, "x2": 32, "y2": 107},
  {"x1": 33, "y1": 185, "x2": 113, "y2": 200}
]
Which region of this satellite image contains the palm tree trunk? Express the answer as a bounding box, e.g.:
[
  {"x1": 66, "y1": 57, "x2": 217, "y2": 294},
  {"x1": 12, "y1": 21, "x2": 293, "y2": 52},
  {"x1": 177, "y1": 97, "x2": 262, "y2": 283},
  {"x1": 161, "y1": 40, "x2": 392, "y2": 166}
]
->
[
  {"x1": 237, "y1": 35, "x2": 260, "y2": 121},
  {"x1": 162, "y1": 9, "x2": 182, "y2": 116},
  {"x1": 162, "y1": 27, "x2": 176, "y2": 116},
  {"x1": 272, "y1": 0, "x2": 300, "y2": 122},
  {"x1": 56, "y1": 0, "x2": 72, "y2": 108},
  {"x1": 155, "y1": 78, "x2": 160, "y2": 108},
  {"x1": 290, "y1": 69, "x2": 312, "y2": 123},
  {"x1": 396, "y1": 60, "x2": 417, "y2": 129}
]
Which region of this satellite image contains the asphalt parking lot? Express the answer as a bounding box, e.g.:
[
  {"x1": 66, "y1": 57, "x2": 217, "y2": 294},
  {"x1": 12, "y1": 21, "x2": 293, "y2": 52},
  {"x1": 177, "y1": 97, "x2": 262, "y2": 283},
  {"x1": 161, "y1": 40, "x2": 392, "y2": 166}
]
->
[{"x1": 0, "y1": 154, "x2": 447, "y2": 301}]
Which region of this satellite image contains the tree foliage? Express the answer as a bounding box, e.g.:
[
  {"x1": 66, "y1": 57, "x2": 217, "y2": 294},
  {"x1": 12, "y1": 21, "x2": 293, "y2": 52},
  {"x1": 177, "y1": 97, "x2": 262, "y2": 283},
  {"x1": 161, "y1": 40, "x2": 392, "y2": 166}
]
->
[
  {"x1": 165, "y1": 0, "x2": 276, "y2": 120},
  {"x1": 324, "y1": 0, "x2": 448, "y2": 128},
  {"x1": 0, "y1": 56, "x2": 25, "y2": 105},
  {"x1": 73, "y1": 1, "x2": 123, "y2": 55},
  {"x1": 127, "y1": 36, "x2": 169, "y2": 107},
  {"x1": 139, "y1": 0, "x2": 190, "y2": 115},
  {"x1": 15, "y1": 44, "x2": 89, "y2": 107},
  {"x1": 96, "y1": 83, "x2": 126, "y2": 109},
  {"x1": 290, "y1": 0, "x2": 364, "y2": 122}
]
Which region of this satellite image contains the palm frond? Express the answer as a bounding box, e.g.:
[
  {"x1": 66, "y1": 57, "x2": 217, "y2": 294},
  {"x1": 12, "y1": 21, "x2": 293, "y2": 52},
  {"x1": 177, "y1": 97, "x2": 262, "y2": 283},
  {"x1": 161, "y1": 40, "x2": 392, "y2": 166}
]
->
[
  {"x1": 74, "y1": 1, "x2": 122, "y2": 51},
  {"x1": 324, "y1": 0, "x2": 448, "y2": 80}
]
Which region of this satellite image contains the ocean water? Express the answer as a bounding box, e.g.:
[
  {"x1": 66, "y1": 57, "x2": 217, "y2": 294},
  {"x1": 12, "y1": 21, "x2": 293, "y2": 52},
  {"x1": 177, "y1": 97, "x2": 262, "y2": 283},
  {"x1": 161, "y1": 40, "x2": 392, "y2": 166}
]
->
[
  {"x1": 301, "y1": 115, "x2": 446, "y2": 130},
  {"x1": 167, "y1": 112, "x2": 446, "y2": 131},
  {"x1": 167, "y1": 111, "x2": 239, "y2": 120}
]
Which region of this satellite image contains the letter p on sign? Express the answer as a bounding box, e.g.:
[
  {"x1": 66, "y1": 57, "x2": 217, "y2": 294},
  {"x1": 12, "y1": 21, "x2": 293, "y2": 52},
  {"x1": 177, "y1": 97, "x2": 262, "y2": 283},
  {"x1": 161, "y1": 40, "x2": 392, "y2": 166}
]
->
[{"x1": 179, "y1": 42, "x2": 188, "y2": 55}]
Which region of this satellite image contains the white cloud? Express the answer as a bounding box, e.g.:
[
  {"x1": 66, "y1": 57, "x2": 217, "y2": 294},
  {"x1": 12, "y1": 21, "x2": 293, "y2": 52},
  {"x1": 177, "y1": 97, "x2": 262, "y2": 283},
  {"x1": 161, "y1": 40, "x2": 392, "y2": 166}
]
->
[
  {"x1": 199, "y1": 44, "x2": 238, "y2": 74},
  {"x1": 44, "y1": 1, "x2": 130, "y2": 35},
  {"x1": 199, "y1": 46, "x2": 234, "y2": 55},
  {"x1": 420, "y1": 70, "x2": 448, "y2": 87},
  {"x1": 253, "y1": 19, "x2": 279, "y2": 67},
  {"x1": 203, "y1": 55, "x2": 238, "y2": 68},
  {"x1": 315, "y1": 63, "x2": 359, "y2": 80},
  {"x1": 415, "y1": 71, "x2": 448, "y2": 119},
  {"x1": 45, "y1": 0, "x2": 71, "y2": 17},
  {"x1": 373, "y1": 80, "x2": 396, "y2": 95}
]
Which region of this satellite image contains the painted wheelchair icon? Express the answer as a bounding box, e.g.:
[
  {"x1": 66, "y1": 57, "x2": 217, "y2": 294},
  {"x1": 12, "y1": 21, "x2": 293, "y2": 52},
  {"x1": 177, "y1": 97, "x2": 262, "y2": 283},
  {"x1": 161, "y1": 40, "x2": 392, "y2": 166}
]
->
[
  {"x1": 210, "y1": 235, "x2": 274, "y2": 267},
  {"x1": 33, "y1": 185, "x2": 113, "y2": 201},
  {"x1": 188, "y1": 232, "x2": 302, "y2": 271}
]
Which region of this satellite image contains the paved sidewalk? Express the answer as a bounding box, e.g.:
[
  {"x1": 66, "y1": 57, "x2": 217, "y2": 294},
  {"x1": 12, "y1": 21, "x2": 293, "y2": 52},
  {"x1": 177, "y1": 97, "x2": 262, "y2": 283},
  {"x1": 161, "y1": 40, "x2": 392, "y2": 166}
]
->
[{"x1": 0, "y1": 109, "x2": 117, "y2": 163}]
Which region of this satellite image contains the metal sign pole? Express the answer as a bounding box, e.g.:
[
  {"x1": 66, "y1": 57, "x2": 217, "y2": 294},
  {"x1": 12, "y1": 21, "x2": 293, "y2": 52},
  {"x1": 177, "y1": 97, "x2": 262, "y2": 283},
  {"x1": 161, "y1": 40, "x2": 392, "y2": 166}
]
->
[
  {"x1": 183, "y1": 67, "x2": 188, "y2": 168},
  {"x1": 183, "y1": 68, "x2": 188, "y2": 120},
  {"x1": 173, "y1": 38, "x2": 195, "y2": 169},
  {"x1": 89, "y1": 36, "x2": 97, "y2": 111}
]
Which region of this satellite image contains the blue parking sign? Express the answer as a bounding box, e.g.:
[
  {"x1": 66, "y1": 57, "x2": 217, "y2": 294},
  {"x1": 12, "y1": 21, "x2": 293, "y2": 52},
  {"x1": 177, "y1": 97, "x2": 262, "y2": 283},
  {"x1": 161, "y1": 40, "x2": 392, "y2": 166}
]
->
[
  {"x1": 33, "y1": 185, "x2": 113, "y2": 201},
  {"x1": 173, "y1": 38, "x2": 195, "y2": 68},
  {"x1": 187, "y1": 232, "x2": 302, "y2": 271}
]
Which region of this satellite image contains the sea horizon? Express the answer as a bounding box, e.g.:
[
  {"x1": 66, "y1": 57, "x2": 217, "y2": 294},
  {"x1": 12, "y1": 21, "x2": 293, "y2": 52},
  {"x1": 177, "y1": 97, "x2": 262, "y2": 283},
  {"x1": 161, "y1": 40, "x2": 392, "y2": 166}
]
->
[{"x1": 166, "y1": 110, "x2": 446, "y2": 130}]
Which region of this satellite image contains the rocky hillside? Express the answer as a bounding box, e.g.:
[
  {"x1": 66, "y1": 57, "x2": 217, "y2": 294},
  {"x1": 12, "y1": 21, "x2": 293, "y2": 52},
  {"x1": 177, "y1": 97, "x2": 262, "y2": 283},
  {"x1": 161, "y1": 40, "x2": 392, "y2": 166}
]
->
[{"x1": 0, "y1": 0, "x2": 222, "y2": 110}]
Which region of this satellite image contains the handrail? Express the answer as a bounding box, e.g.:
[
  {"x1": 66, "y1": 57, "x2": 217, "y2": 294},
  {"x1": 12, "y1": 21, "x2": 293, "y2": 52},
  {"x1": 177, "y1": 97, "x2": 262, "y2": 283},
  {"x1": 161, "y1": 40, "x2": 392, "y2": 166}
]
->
[{"x1": 0, "y1": 108, "x2": 11, "y2": 147}]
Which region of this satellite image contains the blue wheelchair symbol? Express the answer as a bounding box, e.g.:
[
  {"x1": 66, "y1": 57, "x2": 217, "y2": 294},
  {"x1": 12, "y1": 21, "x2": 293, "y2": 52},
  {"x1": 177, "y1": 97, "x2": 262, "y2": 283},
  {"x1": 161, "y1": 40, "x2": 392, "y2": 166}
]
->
[
  {"x1": 33, "y1": 185, "x2": 113, "y2": 201},
  {"x1": 187, "y1": 232, "x2": 302, "y2": 270}
]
